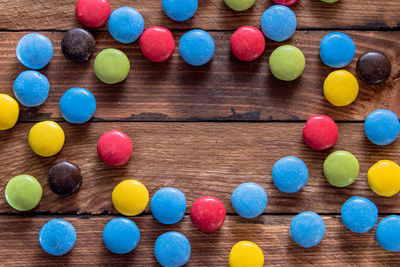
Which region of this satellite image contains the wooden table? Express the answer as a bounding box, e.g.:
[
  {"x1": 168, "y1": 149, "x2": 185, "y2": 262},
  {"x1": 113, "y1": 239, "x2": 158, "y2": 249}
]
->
[{"x1": 0, "y1": 0, "x2": 400, "y2": 265}]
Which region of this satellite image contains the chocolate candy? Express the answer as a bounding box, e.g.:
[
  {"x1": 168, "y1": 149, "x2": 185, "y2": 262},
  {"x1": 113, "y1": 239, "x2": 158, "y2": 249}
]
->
[
  {"x1": 261, "y1": 5, "x2": 297, "y2": 42},
  {"x1": 290, "y1": 211, "x2": 325, "y2": 248},
  {"x1": 112, "y1": 180, "x2": 149, "y2": 216},
  {"x1": 61, "y1": 28, "x2": 95, "y2": 62},
  {"x1": 103, "y1": 218, "x2": 140, "y2": 254},
  {"x1": 0, "y1": 94, "x2": 19, "y2": 130},
  {"x1": 16, "y1": 33, "x2": 53, "y2": 69},
  {"x1": 224, "y1": 0, "x2": 256, "y2": 11},
  {"x1": 94, "y1": 48, "x2": 130, "y2": 84},
  {"x1": 39, "y1": 219, "x2": 76, "y2": 256},
  {"x1": 269, "y1": 45, "x2": 305, "y2": 81},
  {"x1": 272, "y1": 156, "x2": 308, "y2": 193},
  {"x1": 356, "y1": 51, "x2": 391, "y2": 84},
  {"x1": 323, "y1": 70, "x2": 359, "y2": 106},
  {"x1": 179, "y1": 29, "x2": 215, "y2": 66},
  {"x1": 376, "y1": 215, "x2": 400, "y2": 252},
  {"x1": 139, "y1": 26, "x2": 175, "y2": 62},
  {"x1": 341, "y1": 196, "x2": 378, "y2": 233},
  {"x1": 162, "y1": 0, "x2": 198, "y2": 21},
  {"x1": 75, "y1": 0, "x2": 111, "y2": 28},
  {"x1": 29, "y1": 121, "x2": 65, "y2": 157},
  {"x1": 272, "y1": 0, "x2": 298, "y2": 6},
  {"x1": 59, "y1": 87, "x2": 96, "y2": 124},
  {"x1": 321, "y1": 0, "x2": 338, "y2": 3},
  {"x1": 190, "y1": 196, "x2": 226, "y2": 232},
  {"x1": 229, "y1": 241, "x2": 264, "y2": 267},
  {"x1": 108, "y1": 7, "x2": 144, "y2": 44},
  {"x1": 48, "y1": 161, "x2": 82, "y2": 196},
  {"x1": 364, "y1": 109, "x2": 400, "y2": 146},
  {"x1": 303, "y1": 115, "x2": 338, "y2": 151},
  {"x1": 368, "y1": 160, "x2": 400, "y2": 197},
  {"x1": 97, "y1": 129, "x2": 133, "y2": 166},
  {"x1": 151, "y1": 187, "x2": 186, "y2": 224},
  {"x1": 231, "y1": 182, "x2": 267, "y2": 219},
  {"x1": 13, "y1": 70, "x2": 49, "y2": 107},
  {"x1": 154, "y1": 231, "x2": 191, "y2": 267},
  {"x1": 230, "y1": 26, "x2": 265, "y2": 61},
  {"x1": 323, "y1": 151, "x2": 359, "y2": 187},
  {"x1": 320, "y1": 32, "x2": 355, "y2": 68},
  {"x1": 5, "y1": 174, "x2": 42, "y2": 211}
]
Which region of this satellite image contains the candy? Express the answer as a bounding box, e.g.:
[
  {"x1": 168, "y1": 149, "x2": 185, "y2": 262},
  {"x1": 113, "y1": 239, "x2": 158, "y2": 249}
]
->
[
  {"x1": 154, "y1": 231, "x2": 191, "y2": 267},
  {"x1": 0, "y1": 94, "x2": 19, "y2": 130},
  {"x1": 179, "y1": 30, "x2": 215, "y2": 66},
  {"x1": 59, "y1": 87, "x2": 96, "y2": 124},
  {"x1": 112, "y1": 180, "x2": 149, "y2": 216},
  {"x1": 229, "y1": 241, "x2": 264, "y2": 267},
  {"x1": 139, "y1": 26, "x2": 175, "y2": 62},
  {"x1": 16, "y1": 33, "x2": 53, "y2": 69},
  {"x1": 39, "y1": 219, "x2": 76, "y2": 256},
  {"x1": 364, "y1": 109, "x2": 400, "y2": 146},
  {"x1": 321, "y1": 0, "x2": 338, "y2": 3},
  {"x1": 323, "y1": 151, "x2": 359, "y2": 187},
  {"x1": 320, "y1": 32, "x2": 355, "y2": 68},
  {"x1": 94, "y1": 48, "x2": 130, "y2": 84},
  {"x1": 230, "y1": 26, "x2": 265, "y2": 61},
  {"x1": 103, "y1": 218, "x2": 140, "y2": 254},
  {"x1": 272, "y1": 0, "x2": 298, "y2": 6},
  {"x1": 269, "y1": 45, "x2": 305, "y2": 81},
  {"x1": 376, "y1": 215, "x2": 400, "y2": 252},
  {"x1": 5, "y1": 175, "x2": 42, "y2": 211},
  {"x1": 108, "y1": 7, "x2": 144, "y2": 44},
  {"x1": 190, "y1": 196, "x2": 226, "y2": 232},
  {"x1": 61, "y1": 28, "x2": 95, "y2": 62},
  {"x1": 341, "y1": 196, "x2": 378, "y2": 233},
  {"x1": 323, "y1": 70, "x2": 359, "y2": 106},
  {"x1": 231, "y1": 182, "x2": 267, "y2": 219},
  {"x1": 272, "y1": 156, "x2": 308, "y2": 193},
  {"x1": 151, "y1": 187, "x2": 186, "y2": 224},
  {"x1": 13, "y1": 70, "x2": 49, "y2": 107},
  {"x1": 47, "y1": 161, "x2": 82, "y2": 196},
  {"x1": 356, "y1": 51, "x2": 391, "y2": 85},
  {"x1": 290, "y1": 211, "x2": 325, "y2": 248},
  {"x1": 162, "y1": 0, "x2": 198, "y2": 21},
  {"x1": 29, "y1": 121, "x2": 65, "y2": 157},
  {"x1": 224, "y1": 0, "x2": 256, "y2": 11},
  {"x1": 75, "y1": 0, "x2": 111, "y2": 28},
  {"x1": 97, "y1": 129, "x2": 133, "y2": 166},
  {"x1": 261, "y1": 5, "x2": 297, "y2": 42},
  {"x1": 303, "y1": 115, "x2": 338, "y2": 151},
  {"x1": 368, "y1": 160, "x2": 400, "y2": 197}
]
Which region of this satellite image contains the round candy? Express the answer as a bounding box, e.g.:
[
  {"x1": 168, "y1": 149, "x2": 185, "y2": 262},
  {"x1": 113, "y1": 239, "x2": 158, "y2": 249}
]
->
[
  {"x1": 231, "y1": 182, "x2": 267, "y2": 219},
  {"x1": 5, "y1": 174, "x2": 42, "y2": 211},
  {"x1": 48, "y1": 161, "x2": 82, "y2": 196},
  {"x1": 179, "y1": 30, "x2": 215, "y2": 66},
  {"x1": 94, "y1": 48, "x2": 130, "y2": 84},
  {"x1": 229, "y1": 241, "x2": 264, "y2": 267},
  {"x1": 151, "y1": 187, "x2": 186, "y2": 224},
  {"x1": 75, "y1": 0, "x2": 111, "y2": 28},
  {"x1": 59, "y1": 87, "x2": 96, "y2": 124},
  {"x1": 320, "y1": 32, "x2": 355, "y2": 68},
  {"x1": 341, "y1": 196, "x2": 378, "y2": 233},
  {"x1": 61, "y1": 28, "x2": 95, "y2": 62},
  {"x1": 139, "y1": 26, "x2": 175, "y2": 62},
  {"x1": 323, "y1": 151, "x2": 359, "y2": 187},
  {"x1": 303, "y1": 115, "x2": 338, "y2": 151},
  {"x1": 269, "y1": 45, "x2": 305, "y2": 81},
  {"x1": 224, "y1": 0, "x2": 256, "y2": 11},
  {"x1": 162, "y1": 0, "x2": 198, "y2": 21},
  {"x1": 356, "y1": 51, "x2": 391, "y2": 85},
  {"x1": 190, "y1": 196, "x2": 226, "y2": 232},
  {"x1": 97, "y1": 129, "x2": 133, "y2": 166},
  {"x1": 376, "y1": 215, "x2": 400, "y2": 252},
  {"x1": 230, "y1": 26, "x2": 265, "y2": 62},
  {"x1": 321, "y1": 0, "x2": 338, "y2": 3},
  {"x1": 364, "y1": 109, "x2": 400, "y2": 146},
  {"x1": 108, "y1": 7, "x2": 144, "y2": 44},
  {"x1": 0, "y1": 94, "x2": 19, "y2": 130},
  {"x1": 13, "y1": 70, "x2": 49, "y2": 107},
  {"x1": 323, "y1": 70, "x2": 359, "y2": 106},
  {"x1": 103, "y1": 218, "x2": 140, "y2": 254},
  {"x1": 154, "y1": 231, "x2": 191, "y2": 267},
  {"x1": 272, "y1": 156, "x2": 308, "y2": 193},
  {"x1": 112, "y1": 180, "x2": 149, "y2": 216},
  {"x1": 368, "y1": 160, "x2": 400, "y2": 197},
  {"x1": 272, "y1": 0, "x2": 298, "y2": 6},
  {"x1": 39, "y1": 219, "x2": 76, "y2": 256},
  {"x1": 290, "y1": 211, "x2": 325, "y2": 248},
  {"x1": 29, "y1": 121, "x2": 65, "y2": 157},
  {"x1": 261, "y1": 5, "x2": 297, "y2": 42},
  {"x1": 16, "y1": 33, "x2": 53, "y2": 69}
]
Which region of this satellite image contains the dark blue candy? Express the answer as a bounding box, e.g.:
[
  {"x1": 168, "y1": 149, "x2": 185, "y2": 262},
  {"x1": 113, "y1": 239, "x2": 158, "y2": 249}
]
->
[
  {"x1": 162, "y1": 0, "x2": 198, "y2": 21},
  {"x1": 151, "y1": 187, "x2": 186, "y2": 225},
  {"x1": 39, "y1": 219, "x2": 76, "y2": 256},
  {"x1": 364, "y1": 109, "x2": 400, "y2": 146},
  {"x1": 320, "y1": 32, "x2": 355, "y2": 68},
  {"x1": 103, "y1": 218, "x2": 140, "y2": 254},
  {"x1": 376, "y1": 215, "x2": 400, "y2": 252},
  {"x1": 108, "y1": 7, "x2": 144, "y2": 44},
  {"x1": 16, "y1": 33, "x2": 53, "y2": 69},
  {"x1": 341, "y1": 196, "x2": 378, "y2": 233},
  {"x1": 59, "y1": 87, "x2": 96, "y2": 124},
  {"x1": 179, "y1": 29, "x2": 215, "y2": 66},
  {"x1": 261, "y1": 5, "x2": 297, "y2": 42},
  {"x1": 290, "y1": 211, "x2": 325, "y2": 248},
  {"x1": 13, "y1": 70, "x2": 49, "y2": 107},
  {"x1": 272, "y1": 156, "x2": 308, "y2": 193},
  {"x1": 154, "y1": 231, "x2": 191, "y2": 267},
  {"x1": 231, "y1": 182, "x2": 268, "y2": 219}
]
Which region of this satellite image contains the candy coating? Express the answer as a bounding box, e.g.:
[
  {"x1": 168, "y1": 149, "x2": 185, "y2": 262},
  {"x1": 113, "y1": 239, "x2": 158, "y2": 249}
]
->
[
  {"x1": 16, "y1": 33, "x2": 53, "y2": 69},
  {"x1": 323, "y1": 151, "x2": 359, "y2": 187},
  {"x1": 341, "y1": 196, "x2": 378, "y2": 233},
  {"x1": 162, "y1": 0, "x2": 197, "y2": 21},
  {"x1": 269, "y1": 45, "x2": 305, "y2": 81},
  {"x1": 320, "y1": 32, "x2": 355, "y2": 68},
  {"x1": 94, "y1": 48, "x2": 130, "y2": 84},
  {"x1": 230, "y1": 26, "x2": 265, "y2": 61},
  {"x1": 151, "y1": 187, "x2": 186, "y2": 224},
  {"x1": 154, "y1": 231, "x2": 191, "y2": 267},
  {"x1": 190, "y1": 196, "x2": 226, "y2": 232},
  {"x1": 261, "y1": 5, "x2": 297, "y2": 42},
  {"x1": 61, "y1": 28, "x2": 95, "y2": 62},
  {"x1": 108, "y1": 7, "x2": 144, "y2": 44},
  {"x1": 75, "y1": 0, "x2": 111, "y2": 28},
  {"x1": 323, "y1": 70, "x2": 359, "y2": 106},
  {"x1": 290, "y1": 211, "x2": 325, "y2": 248},
  {"x1": 139, "y1": 26, "x2": 175, "y2": 62},
  {"x1": 48, "y1": 161, "x2": 82, "y2": 196},
  {"x1": 112, "y1": 180, "x2": 149, "y2": 216},
  {"x1": 303, "y1": 115, "x2": 338, "y2": 151},
  {"x1": 39, "y1": 219, "x2": 76, "y2": 256},
  {"x1": 376, "y1": 215, "x2": 400, "y2": 252},
  {"x1": 229, "y1": 241, "x2": 264, "y2": 267},
  {"x1": 272, "y1": 156, "x2": 308, "y2": 193},
  {"x1": 231, "y1": 182, "x2": 267, "y2": 219},
  {"x1": 29, "y1": 121, "x2": 65, "y2": 157},
  {"x1": 224, "y1": 0, "x2": 256, "y2": 11},
  {"x1": 364, "y1": 109, "x2": 400, "y2": 146},
  {"x1": 97, "y1": 129, "x2": 133, "y2": 166},
  {"x1": 103, "y1": 218, "x2": 140, "y2": 254},
  {"x1": 0, "y1": 94, "x2": 19, "y2": 130},
  {"x1": 59, "y1": 87, "x2": 96, "y2": 124},
  {"x1": 179, "y1": 29, "x2": 215, "y2": 66},
  {"x1": 5, "y1": 175, "x2": 42, "y2": 211},
  {"x1": 368, "y1": 160, "x2": 400, "y2": 197},
  {"x1": 13, "y1": 70, "x2": 49, "y2": 107}
]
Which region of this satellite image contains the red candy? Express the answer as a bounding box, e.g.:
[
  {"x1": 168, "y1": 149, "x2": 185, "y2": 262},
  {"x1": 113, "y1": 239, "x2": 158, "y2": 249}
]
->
[
  {"x1": 97, "y1": 130, "x2": 133, "y2": 166},
  {"x1": 272, "y1": 0, "x2": 299, "y2": 6},
  {"x1": 230, "y1": 26, "x2": 265, "y2": 62},
  {"x1": 139, "y1": 26, "x2": 175, "y2": 63},
  {"x1": 190, "y1": 196, "x2": 226, "y2": 233},
  {"x1": 75, "y1": 0, "x2": 111, "y2": 28},
  {"x1": 303, "y1": 115, "x2": 338, "y2": 151}
]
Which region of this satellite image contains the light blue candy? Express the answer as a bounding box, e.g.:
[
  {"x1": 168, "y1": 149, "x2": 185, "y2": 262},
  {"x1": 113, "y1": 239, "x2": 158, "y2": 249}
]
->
[
  {"x1": 376, "y1": 215, "x2": 400, "y2": 252},
  {"x1": 13, "y1": 70, "x2": 49, "y2": 107},
  {"x1": 103, "y1": 218, "x2": 140, "y2": 254},
  {"x1": 151, "y1": 187, "x2": 186, "y2": 224},
  {"x1": 290, "y1": 211, "x2": 325, "y2": 248},
  {"x1": 162, "y1": 0, "x2": 198, "y2": 21},
  {"x1": 272, "y1": 156, "x2": 308, "y2": 193},
  {"x1": 231, "y1": 182, "x2": 267, "y2": 219},
  {"x1": 364, "y1": 109, "x2": 400, "y2": 146},
  {"x1": 16, "y1": 33, "x2": 53, "y2": 69},
  {"x1": 320, "y1": 32, "x2": 355, "y2": 68},
  {"x1": 341, "y1": 196, "x2": 378, "y2": 233},
  {"x1": 39, "y1": 219, "x2": 76, "y2": 256},
  {"x1": 154, "y1": 231, "x2": 191, "y2": 267},
  {"x1": 261, "y1": 5, "x2": 297, "y2": 42},
  {"x1": 108, "y1": 7, "x2": 144, "y2": 44},
  {"x1": 179, "y1": 30, "x2": 215, "y2": 66},
  {"x1": 59, "y1": 87, "x2": 96, "y2": 124}
]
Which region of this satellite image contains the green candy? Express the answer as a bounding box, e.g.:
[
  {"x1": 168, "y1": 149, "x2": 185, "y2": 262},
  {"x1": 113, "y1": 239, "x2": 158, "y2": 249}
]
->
[
  {"x1": 269, "y1": 45, "x2": 306, "y2": 81},
  {"x1": 224, "y1": 0, "x2": 256, "y2": 11},
  {"x1": 321, "y1": 0, "x2": 338, "y2": 3},
  {"x1": 94, "y1": 48, "x2": 130, "y2": 84},
  {"x1": 5, "y1": 175, "x2": 42, "y2": 211},
  {"x1": 323, "y1": 151, "x2": 359, "y2": 187}
]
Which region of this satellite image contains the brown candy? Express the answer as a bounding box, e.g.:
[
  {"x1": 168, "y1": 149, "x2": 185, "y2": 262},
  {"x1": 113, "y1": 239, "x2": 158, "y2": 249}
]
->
[
  {"x1": 48, "y1": 161, "x2": 82, "y2": 196},
  {"x1": 356, "y1": 51, "x2": 391, "y2": 85},
  {"x1": 61, "y1": 28, "x2": 95, "y2": 62}
]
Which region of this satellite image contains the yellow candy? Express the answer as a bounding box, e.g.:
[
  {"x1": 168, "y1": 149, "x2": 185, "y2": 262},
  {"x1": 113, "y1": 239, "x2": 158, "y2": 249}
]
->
[
  {"x1": 323, "y1": 70, "x2": 359, "y2": 106},
  {"x1": 368, "y1": 160, "x2": 400, "y2": 197},
  {"x1": 0, "y1": 94, "x2": 19, "y2": 130},
  {"x1": 29, "y1": 121, "x2": 65, "y2": 157},
  {"x1": 112, "y1": 179, "x2": 149, "y2": 216},
  {"x1": 229, "y1": 241, "x2": 264, "y2": 267}
]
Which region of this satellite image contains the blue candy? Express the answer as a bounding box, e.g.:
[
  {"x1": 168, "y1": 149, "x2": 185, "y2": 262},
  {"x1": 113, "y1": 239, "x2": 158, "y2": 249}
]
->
[
  {"x1": 103, "y1": 218, "x2": 140, "y2": 254},
  {"x1": 154, "y1": 231, "x2": 191, "y2": 267},
  {"x1": 231, "y1": 182, "x2": 268, "y2": 219},
  {"x1": 59, "y1": 87, "x2": 96, "y2": 124},
  {"x1": 162, "y1": 0, "x2": 198, "y2": 21},
  {"x1": 341, "y1": 196, "x2": 378, "y2": 233},
  {"x1": 39, "y1": 219, "x2": 76, "y2": 256},
  {"x1": 320, "y1": 32, "x2": 355, "y2": 68},
  {"x1": 290, "y1": 211, "x2": 325, "y2": 248},
  {"x1": 179, "y1": 29, "x2": 215, "y2": 66},
  {"x1": 261, "y1": 5, "x2": 297, "y2": 42},
  {"x1": 151, "y1": 187, "x2": 186, "y2": 224},
  {"x1": 376, "y1": 215, "x2": 400, "y2": 252},
  {"x1": 16, "y1": 33, "x2": 53, "y2": 69},
  {"x1": 13, "y1": 70, "x2": 49, "y2": 107},
  {"x1": 364, "y1": 109, "x2": 400, "y2": 146},
  {"x1": 108, "y1": 7, "x2": 144, "y2": 44},
  {"x1": 272, "y1": 156, "x2": 308, "y2": 193}
]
